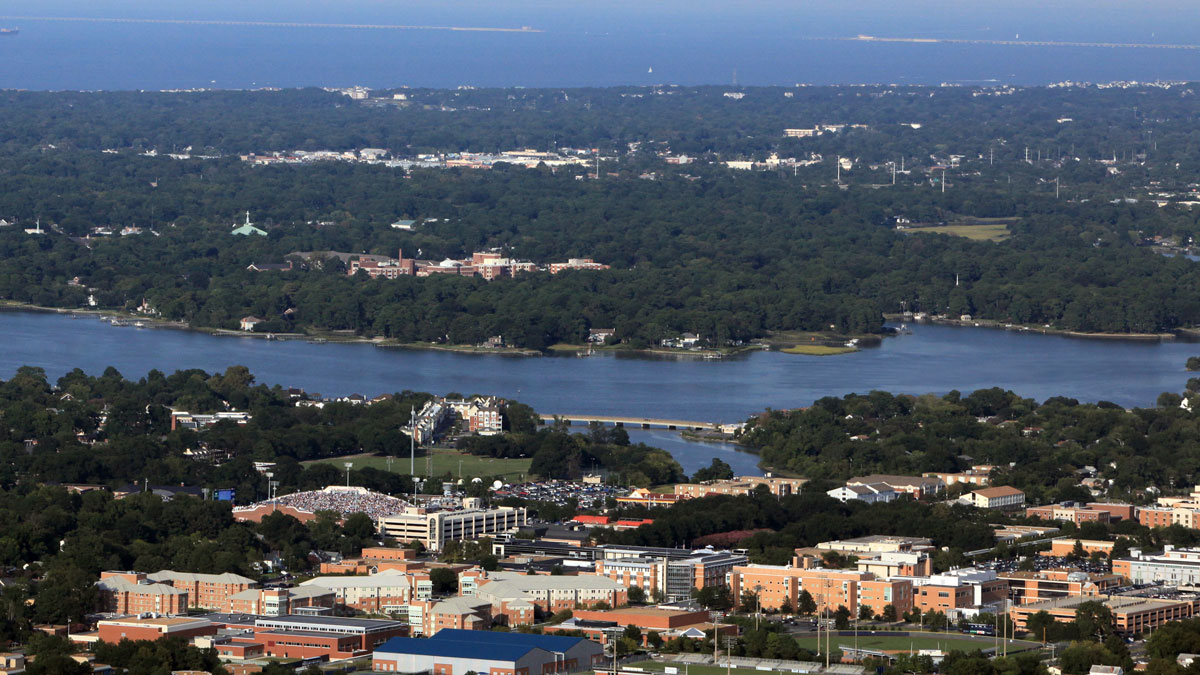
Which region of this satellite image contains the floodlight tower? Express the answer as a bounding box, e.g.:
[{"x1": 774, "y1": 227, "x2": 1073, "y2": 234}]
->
[{"x1": 343, "y1": 462, "x2": 353, "y2": 487}]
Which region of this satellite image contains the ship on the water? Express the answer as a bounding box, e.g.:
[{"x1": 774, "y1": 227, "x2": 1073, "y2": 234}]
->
[{"x1": 0, "y1": 28, "x2": 18, "y2": 35}]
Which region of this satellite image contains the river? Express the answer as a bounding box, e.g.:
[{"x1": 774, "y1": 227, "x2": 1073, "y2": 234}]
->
[{"x1": 5, "y1": 309, "x2": 1198, "y2": 474}]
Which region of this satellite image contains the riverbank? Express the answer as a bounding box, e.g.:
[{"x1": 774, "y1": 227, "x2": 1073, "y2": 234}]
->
[
  {"x1": 0, "y1": 300, "x2": 192, "y2": 329},
  {"x1": 883, "y1": 313, "x2": 1179, "y2": 342},
  {"x1": 546, "y1": 342, "x2": 764, "y2": 358},
  {"x1": 680, "y1": 429, "x2": 742, "y2": 444},
  {"x1": 759, "y1": 330, "x2": 882, "y2": 355}
]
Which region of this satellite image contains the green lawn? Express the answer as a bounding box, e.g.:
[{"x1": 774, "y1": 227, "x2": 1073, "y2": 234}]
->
[
  {"x1": 626, "y1": 662, "x2": 762, "y2": 675},
  {"x1": 795, "y1": 631, "x2": 1040, "y2": 653},
  {"x1": 781, "y1": 345, "x2": 857, "y2": 356},
  {"x1": 303, "y1": 450, "x2": 532, "y2": 481},
  {"x1": 904, "y1": 224, "x2": 1011, "y2": 242}
]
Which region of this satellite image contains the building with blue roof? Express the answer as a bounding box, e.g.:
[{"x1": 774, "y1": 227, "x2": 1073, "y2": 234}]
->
[{"x1": 373, "y1": 630, "x2": 603, "y2": 675}]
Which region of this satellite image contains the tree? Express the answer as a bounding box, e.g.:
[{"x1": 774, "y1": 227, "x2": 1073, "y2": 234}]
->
[
  {"x1": 624, "y1": 624, "x2": 643, "y2": 643},
  {"x1": 429, "y1": 567, "x2": 459, "y2": 594},
  {"x1": 691, "y1": 458, "x2": 734, "y2": 483},
  {"x1": 740, "y1": 590, "x2": 760, "y2": 612},
  {"x1": 1069, "y1": 539, "x2": 1086, "y2": 561},
  {"x1": 858, "y1": 605, "x2": 874, "y2": 621},
  {"x1": 881, "y1": 604, "x2": 897, "y2": 623},
  {"x1": 693, "y1": 586, "x2": 732, "y2": 611},
  {"x1": 627, "y1": 585, "x2": 646, "y2": 604},
  {"x1": 1147, "y1": 618, "x2": 1200, "y2": 659},
  {"x1": 1111, "y1": 538, "x2": 1132, "y2": 560},
  {"x1": 1059, "y1": 641, "x2": 1125, "y2": 675},
  {"x1": 797, "y1": 590, "x2": 817, "y2": 615},
  {"x1": 647, "y1": 631, "x2": 663, "y2": 649},
  {"x1": 834, "y1": 605, "x2": 851, "y2": 630},
  {"x1": 342, "y1": 512, "x2": 376, "y2": 542},
  {"x1": 1075, "y1": 601, "x2": 1116, "y2": 641}
]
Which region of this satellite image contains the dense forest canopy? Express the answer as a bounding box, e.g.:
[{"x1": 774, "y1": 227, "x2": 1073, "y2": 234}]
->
[
  {"x1": 2, "y1": 85, "x2": 1200, "y2": 345},
  {"x1": 741, "y1": 386, "x2": 1200, "y2": 502}
]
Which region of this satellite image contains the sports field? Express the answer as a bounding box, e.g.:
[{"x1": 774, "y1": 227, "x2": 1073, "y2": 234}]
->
[
  {"x1": 904, "y1": 223, "x2": 1011, "y2": 241},
  {"x1": 304, "y1": 450, "x2": 532, "y2": 481},
  {"x1": 625, "y1": 661, "x2": 759, "y2": 675},
  {"x1": 795, "y1": 631, "x2": 1040, "y2": 653}
]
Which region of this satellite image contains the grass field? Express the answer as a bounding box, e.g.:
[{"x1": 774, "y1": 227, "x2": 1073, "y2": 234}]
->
[
  {"x1": 626, "y1": 662, "x2": 758, "y2": 675},
  {"x1": 904, "y1": 224, "x2": 1011, "y2": 242},
  {"x1": 781, "y1": 345, "x2": 857, "y2": 356},
  {"x1": 795, "y1": 631, "x2": 1040, "y2": 653},
  {"x1": 303, "y1": 450, "x2": 532, "y2": 481}
]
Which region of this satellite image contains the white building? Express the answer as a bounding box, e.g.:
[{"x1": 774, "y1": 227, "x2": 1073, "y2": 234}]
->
[
  {"x1": 470, "y1": 571, "x2": 626, "y2": 613},
  {"x1": 301, "y1": 569, "x2": 429, "y2": 611},
  {"x1": 964, "y1": 486, "x2": 1026, "y2": 510},
  {"x1": 378, "y1": 505, "x2": 527, "y2": 551},
  {"x1": 827, "y1": 483, "x2": 898, "y2": 504}
]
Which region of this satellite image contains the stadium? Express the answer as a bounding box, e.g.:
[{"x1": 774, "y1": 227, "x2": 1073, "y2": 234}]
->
[{"x1": 232, "y1": 486, "x2": 413, "y2": 524}]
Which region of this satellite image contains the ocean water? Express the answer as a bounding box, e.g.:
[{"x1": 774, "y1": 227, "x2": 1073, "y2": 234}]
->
[{"x1": 0, "y1": 1, "x2": 1198, "y2": 90}]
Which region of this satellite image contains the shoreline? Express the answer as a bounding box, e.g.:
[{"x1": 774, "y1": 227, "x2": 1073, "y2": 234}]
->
[
  {"x1": 6, "y1": 301, "x2": 1190, "y2": 362},
  {"x1": 882, "y1": 313, "x2": 1180, "y2": 342}
]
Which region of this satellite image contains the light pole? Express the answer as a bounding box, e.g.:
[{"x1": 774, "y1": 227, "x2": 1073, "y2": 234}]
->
[
  {"x1": 410, "y1": 405, "x2": 417, "y2": 476},
  {"x1": 602, "y1": 626, "x2": 624, "y2": 675},
  {"x1": 709, "y1": 611, "x2": 723, "y2": 665},
  {"x1": 344, "y1": 462, "x2": 353, "y2": 487},
  {"x1": 754, "y1": 584, "x2": 762, "y2": 631}
]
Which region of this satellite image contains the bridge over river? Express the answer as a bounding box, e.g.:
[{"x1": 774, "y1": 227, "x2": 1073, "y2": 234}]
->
[{"x1": 538, "y1": 413, "x2": 726, "y2": 431}]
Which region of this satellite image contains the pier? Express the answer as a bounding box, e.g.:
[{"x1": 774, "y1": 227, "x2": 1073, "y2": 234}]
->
[
  {"x1": 810, "y1": 35, "x2": 1200, "y2": 51},
  {"x1": 538, "y1": 414, "x2": 722, "y2": 431},
  {"x1": 0, "y1": 16, "x2": 543, "y2": 33}
]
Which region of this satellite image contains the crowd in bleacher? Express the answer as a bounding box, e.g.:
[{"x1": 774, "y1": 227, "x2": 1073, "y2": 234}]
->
[{"x1": 265, "y1": 487, "x2": 411, "y2": 521}]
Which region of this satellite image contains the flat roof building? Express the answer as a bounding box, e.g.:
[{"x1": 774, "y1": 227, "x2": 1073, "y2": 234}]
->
[
  {"x1": 373, "y1": 629, "x2": 603, "y2": 675},
  {"x1": 999, "y1": 568, "x2": 1123, "y2": 604},
  {"x1": 379, "y1": 506, "x2": 527, "y2": 551},
  {"x1": 97, "y1": 617, "x2": 216, "y2": 644},
  {"x1": 728, "y1": 564, "x2": 913, "y2": 618},
  {"x1": 593, "y1": 549, "x2": 746, "y2": 603},
  {"x1": 674, "y1": 476, "x2": 806, "y2": 499},
  {"x1": 470, "y1": 571, "x2": 627, "y2": 617},
  {"x1": 1113, "y1": 546, "x2": 1200, "y2": 586},
  {"x1": 1009, "y1": 595, "x2": 1199, "y2": 635}
]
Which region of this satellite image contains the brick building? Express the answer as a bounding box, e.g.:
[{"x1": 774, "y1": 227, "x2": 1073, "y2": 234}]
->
[
  {"x1": 727, "y1": 565, "x2": 913, "y2": 618},
  {"x1": 911, "y1": 569, "x2": 1007, "y2": 614},
  {"x1": 592, "y1": 549, "x2": 746, "y2": 603},
  {"x1": 226, "y1": 587, "x2": 336, "y2": 616},
  {"x1": 301, "y1": 569, "x2": 427, "y2": 612},
  {"x1": 146, "y1": 570, "x2": 257, "y2": 611},
  {"x1": 470, "y1": 571, "x2": 627, "y2": 616},
  {"x1": 96, "y1": 617, "x2": 216, "y2": 643},
  {"x1": 1009, "y1": 595, "x2": 1199, "y2": 635},
  {"x1": 1025, "y1": 505, "x2": 1111, "y2": 525},
  {"x1": 673, "y1": 476, "x2": 806, "y2": 499},
  {"x1": 1043, "y1": 539, "x2": 1117, "y2": 558},
  {"x1": 999, "y1": 569, "x2": 1123, "y2": 604},
  {"x1": 97, "y1": 572, "x2": 188, "y2": 616}
]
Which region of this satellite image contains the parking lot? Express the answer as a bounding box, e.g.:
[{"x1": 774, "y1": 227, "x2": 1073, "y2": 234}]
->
[{"x1": 493, "y1": 479, "x2": 630, "y2": 509}]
